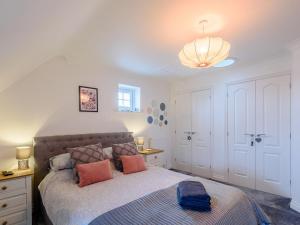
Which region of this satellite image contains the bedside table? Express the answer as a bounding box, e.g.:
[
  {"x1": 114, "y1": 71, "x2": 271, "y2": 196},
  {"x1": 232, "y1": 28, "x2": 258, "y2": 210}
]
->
[
  {"x1": 139, "y1": 149, "x2": 165, "y2": 167},
  {"x1": 0, "y1": 169, "x2": 33, "y2": 225}
]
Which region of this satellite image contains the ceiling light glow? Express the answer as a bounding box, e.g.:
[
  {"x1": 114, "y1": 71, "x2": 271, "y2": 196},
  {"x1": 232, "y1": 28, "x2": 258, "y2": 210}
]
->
[{"x1": 213, "y1": 57, "x2": 236, "y2": 68}]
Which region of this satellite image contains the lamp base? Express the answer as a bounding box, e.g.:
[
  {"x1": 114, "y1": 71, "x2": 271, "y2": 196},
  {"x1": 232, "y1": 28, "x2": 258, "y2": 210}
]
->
[{"x1": 18, "y1": 160, "x2": 29, "y2": 170}]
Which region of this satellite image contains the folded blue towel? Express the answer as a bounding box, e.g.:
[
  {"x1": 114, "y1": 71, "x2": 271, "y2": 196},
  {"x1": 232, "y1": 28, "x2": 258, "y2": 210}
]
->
[
  {"x1": 177, "y1": 181, "x2": 211, "y2": 211},
  {"x1": 177, "y1": 188, "x2": 211, "y2": 211},
  {"x1": 177, "y1": 181, "x2": 211, "y2": 201}
]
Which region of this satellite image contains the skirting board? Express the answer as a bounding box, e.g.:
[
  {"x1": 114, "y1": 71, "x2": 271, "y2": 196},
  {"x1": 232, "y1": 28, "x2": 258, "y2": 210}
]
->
[{"x1": 291, "y1": 200, "x2": 300, "y2": 212}]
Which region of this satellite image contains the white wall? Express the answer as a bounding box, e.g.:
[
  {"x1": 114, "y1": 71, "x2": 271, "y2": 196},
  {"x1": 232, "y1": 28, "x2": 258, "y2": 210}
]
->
[
  {"x1": 171, "y1": 54, "x2": 291, "y2": 182},
  {"x1": 291, "y1": 41, "x2": 300, "y2": 212},
  {"x1": 0, "y1": 56, "x2": 172, "y2": 170}
]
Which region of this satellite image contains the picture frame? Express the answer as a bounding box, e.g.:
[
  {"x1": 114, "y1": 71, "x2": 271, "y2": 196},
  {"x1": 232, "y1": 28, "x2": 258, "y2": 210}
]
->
[{"x1": 79, "y1": 86, "x2": 98, "y2": 112}]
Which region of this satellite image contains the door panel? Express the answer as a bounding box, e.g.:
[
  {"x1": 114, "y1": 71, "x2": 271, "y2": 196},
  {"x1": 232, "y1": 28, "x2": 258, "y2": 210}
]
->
[
  {"x1": 228, "y1": 81, "x2": 256, "y2": 189},
  {"x1": 191, "y1": 90, "x2": 212, "y2": 178},
  {"x1": 175, "y1": 93, "x2": 192, "y2": 172},
  {"x1": 255, "y1": 75, "x2": 291, "y2": 197}
]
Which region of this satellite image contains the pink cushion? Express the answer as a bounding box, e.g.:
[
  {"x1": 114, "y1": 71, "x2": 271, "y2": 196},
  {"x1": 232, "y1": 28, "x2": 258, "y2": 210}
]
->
[
  {"x1": 120, "y1": 155, "x2": 146, "y2": 174},
  {"x1": 76, "y1": 159, "x2": 113, "y2": 187}
]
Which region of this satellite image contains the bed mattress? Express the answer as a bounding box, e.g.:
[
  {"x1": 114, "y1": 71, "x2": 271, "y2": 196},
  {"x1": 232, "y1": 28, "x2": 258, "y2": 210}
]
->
[{"x1": 39, "y1": 167, "x2": 269, "y2": 225}]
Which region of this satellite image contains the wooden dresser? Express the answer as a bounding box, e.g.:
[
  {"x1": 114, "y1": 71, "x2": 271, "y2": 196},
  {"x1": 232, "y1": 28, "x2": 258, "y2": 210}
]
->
[
  {"x1": 139, "y1": 149, "x2": 165, "y2": 167},
  {"x1": 0, "y1": 170, "x2": 33, "y2": 225}
]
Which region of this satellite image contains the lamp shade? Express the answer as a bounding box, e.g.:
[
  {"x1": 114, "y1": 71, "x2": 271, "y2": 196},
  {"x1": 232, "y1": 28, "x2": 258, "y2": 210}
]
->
[
  {"x1": 16, "y1": 146, "x2": 31, "y2": 160},
  {"x1": 178, "y1": 37, "x2": 230, "y2": 68},
  {"x1": 136, "y1": 137, "x2": 144, "y2": 146}
]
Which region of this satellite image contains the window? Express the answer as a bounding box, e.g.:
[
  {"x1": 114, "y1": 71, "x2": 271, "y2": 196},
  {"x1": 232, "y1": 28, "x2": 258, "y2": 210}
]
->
[{"x1": 118, "y1": 84, "x2": 140, "y2": 112}]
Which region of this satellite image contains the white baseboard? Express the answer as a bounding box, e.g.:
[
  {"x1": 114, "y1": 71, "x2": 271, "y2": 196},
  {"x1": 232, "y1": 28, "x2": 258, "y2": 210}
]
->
[{"x1": 291, "y1": 200, "x2": 300, "y2": 212}]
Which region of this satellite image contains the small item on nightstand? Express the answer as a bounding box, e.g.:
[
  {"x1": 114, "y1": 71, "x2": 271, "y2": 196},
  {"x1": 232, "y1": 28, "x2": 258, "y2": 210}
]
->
[{"x1": 1, "y1": 171, "x2": 14, "y2": 176}]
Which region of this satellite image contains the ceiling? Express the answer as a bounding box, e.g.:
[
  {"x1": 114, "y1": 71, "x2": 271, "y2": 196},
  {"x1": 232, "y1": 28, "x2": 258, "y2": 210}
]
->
[
  {"x1": 0, "y1": 0, "x2": 103, "y2": 92},
  {"x1": 1, "y1": 0, "x2": 300, "y2": 90}
]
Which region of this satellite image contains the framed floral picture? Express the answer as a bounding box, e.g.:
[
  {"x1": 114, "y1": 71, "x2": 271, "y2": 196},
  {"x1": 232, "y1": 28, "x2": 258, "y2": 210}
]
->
[{"x1": 79, "y1": 86, "x2": 98, "y2": 112}]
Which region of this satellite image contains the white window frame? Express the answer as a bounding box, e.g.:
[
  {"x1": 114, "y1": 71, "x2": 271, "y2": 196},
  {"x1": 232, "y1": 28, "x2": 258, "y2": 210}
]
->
[{"x1": 118, "y1": 84, "x2": 140, "y2": 112}]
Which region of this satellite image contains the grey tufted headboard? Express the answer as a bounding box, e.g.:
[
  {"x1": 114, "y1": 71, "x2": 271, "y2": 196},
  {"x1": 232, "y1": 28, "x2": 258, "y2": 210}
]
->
[{"x1": 33, "y1": 132, "x2": 134, "y2": 214}]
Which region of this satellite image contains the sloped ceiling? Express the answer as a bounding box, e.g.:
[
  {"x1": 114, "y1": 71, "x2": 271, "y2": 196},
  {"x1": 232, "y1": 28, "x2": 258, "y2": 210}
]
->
[
  {"x1": 1, "y1": 0, "x2": 300, "y2": 90},
  {"x1": 0, "y1": 0, "x2": 103, "y2": 92}
]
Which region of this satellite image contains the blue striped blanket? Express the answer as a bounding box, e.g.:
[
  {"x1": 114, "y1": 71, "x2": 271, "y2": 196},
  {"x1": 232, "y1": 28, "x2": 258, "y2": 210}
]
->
[{"x1": 89, "y1": 181, "x2": 271, "y2": 225}]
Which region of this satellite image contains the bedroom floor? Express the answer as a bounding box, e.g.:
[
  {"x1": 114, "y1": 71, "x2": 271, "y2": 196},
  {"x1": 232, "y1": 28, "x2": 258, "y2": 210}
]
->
[{"x1": 171, "y1": 169, "x2": 300, "y2": 225}]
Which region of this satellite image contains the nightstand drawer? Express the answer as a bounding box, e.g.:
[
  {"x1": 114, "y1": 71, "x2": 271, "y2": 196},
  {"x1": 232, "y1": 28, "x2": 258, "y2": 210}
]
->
[
  {"x1": 0, "y1": 195, "x2": 26, "y2": 217},
  {"x1": 0, "y1": 210, "x2": 26, "y2": 225},
  {"x1": 146, "y1": 154, "x2": 161, "y2": 163},
  {"x1": 0, "y1": 178, "x2": 26, "y2": 199}
]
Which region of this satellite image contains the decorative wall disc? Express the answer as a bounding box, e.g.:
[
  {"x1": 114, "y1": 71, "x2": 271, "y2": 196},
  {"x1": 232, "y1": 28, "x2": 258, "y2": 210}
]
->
[
  {"x1": 153, "y1": 108, "x2": 159, "y2": 117},
  {"x1": 151, "y1": 100, "x2": 158, "y2": 107},
  {"x1": 146, "y1": 100, "x2": 168, "y2": 127},
  {"x1": 147, "y1": 116, "x2": 153, "y2": 124},
  {"x1": 147, "y1": 107, "x2": 152, "y2": 114}
]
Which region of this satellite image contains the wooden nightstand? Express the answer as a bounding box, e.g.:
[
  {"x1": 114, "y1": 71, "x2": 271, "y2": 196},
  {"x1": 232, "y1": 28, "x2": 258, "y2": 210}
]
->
[
  {"x1": 139, "y1": 149, "x2": 165, "y2": 167},
  {"x1": 0, "y1": 169, "x2": 33, "y2": 225}
]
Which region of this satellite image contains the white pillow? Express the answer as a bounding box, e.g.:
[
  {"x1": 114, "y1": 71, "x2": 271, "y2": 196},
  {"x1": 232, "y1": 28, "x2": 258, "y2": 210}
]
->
[
  {"x1": 103, "y1": 147, "x2": 113, "y2": 159},
  {"x1": 49, "y1": 153, "x2": 72, "y2": 171}
]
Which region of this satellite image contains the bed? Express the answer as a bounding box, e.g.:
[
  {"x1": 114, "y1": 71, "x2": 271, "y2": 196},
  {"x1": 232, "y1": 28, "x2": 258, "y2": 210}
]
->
[{"x1": 34, "y1": 132, "x2": 270, "y2": 225}]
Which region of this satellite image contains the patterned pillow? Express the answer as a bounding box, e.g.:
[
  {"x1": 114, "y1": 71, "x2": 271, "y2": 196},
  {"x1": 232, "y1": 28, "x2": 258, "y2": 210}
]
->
[
  {"x1": 68, "y1": 143, "x2": 105, "y2": 164},
  {"x1": 112, "y1": 142, "x2": 138, "y2": 171}
]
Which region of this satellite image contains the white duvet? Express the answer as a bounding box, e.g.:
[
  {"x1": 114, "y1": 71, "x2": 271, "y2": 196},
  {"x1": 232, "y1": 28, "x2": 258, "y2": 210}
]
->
[{"x1": 39, "y1": 167, "x2": 191, "y2": 225}]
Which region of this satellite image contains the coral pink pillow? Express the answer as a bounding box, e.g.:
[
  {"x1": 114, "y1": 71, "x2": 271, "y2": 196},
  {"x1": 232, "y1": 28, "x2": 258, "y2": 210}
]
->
[
  {"x1": 76, "y1": 159, "x2": 113, "y2": 187},
  {"x1": 120, "y1": 155, "x2": 146, "y2": 174}
]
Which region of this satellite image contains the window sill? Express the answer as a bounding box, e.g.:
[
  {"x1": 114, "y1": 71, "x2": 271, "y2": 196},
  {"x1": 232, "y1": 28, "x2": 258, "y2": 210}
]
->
[{"x1": 116, "y1": 109, "x2": 142, "y2": 113}]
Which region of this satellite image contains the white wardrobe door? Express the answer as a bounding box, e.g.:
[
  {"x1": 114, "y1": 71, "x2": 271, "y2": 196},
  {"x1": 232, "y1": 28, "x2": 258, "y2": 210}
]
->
[
  {"x1": 191, "y1": 90, "x2": 212, "y2": 178},
  {"x1": 255, "y1": 75, "x2": 291, "y2": 197},
  {"x1": 228, "y1": 81, "x2": 256, "y2": 189},
  {"x1": 174, "y1": 93, "x2": 192, "y2": 172}
]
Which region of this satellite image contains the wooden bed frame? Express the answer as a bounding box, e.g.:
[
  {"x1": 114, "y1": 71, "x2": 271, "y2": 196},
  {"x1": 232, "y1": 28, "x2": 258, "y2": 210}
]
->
[{"x1": 33, "y1": 132, "x2": 134, "y2": 225}]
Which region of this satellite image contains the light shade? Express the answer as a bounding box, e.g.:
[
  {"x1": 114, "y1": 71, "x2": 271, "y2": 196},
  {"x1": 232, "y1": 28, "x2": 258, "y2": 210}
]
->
[
  {"x1": 16, "y1": 146, "x2": 31, "y2": 160},
  {"x1": 179, "y1": 37, "x2": 230, "y2": 68},
  {"x1": 136, "y1": 137, "x2": 144, "y2": 146}
]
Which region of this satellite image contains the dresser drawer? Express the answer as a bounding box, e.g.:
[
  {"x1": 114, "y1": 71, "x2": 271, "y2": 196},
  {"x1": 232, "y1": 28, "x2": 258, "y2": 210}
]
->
[
  {"x1": 0, "y1": 195, "x2": 26, "y2": 217},
  {"x1": 0, "y1": 178, "x2": 26, "y2": 200},
  {"x1": 0, "y1": 210, "x2": 26, "y2": 225}
]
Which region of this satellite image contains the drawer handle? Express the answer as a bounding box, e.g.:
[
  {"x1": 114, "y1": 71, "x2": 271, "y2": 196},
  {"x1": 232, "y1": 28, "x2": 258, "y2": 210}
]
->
[
  {"x1": 1, "y1": 186, "x2": 7, "y2": 190},
  {"x1": 1, "y1": 203, "x2": 7, "y2": 208},
  {"x1": 154, "y1": 156, "x2": 158, "y2": 159},
  {"x1": 2, "y1": 221, "x2": 7, "y2": 225}
]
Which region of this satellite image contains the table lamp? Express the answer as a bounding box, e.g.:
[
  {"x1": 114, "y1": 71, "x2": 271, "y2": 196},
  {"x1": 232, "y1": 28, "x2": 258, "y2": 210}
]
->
[
  {"x1": 136, "y1": 137, "x2": 144, "y2": 151},
  {"x1": 16, "y1": 146, "x2": 31, "y2": 170}
]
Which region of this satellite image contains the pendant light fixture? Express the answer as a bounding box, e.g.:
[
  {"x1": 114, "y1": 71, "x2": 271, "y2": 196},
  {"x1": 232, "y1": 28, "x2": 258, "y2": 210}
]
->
[{"x1": 179, "y1": 20, "x2": 230, "y2": 68}]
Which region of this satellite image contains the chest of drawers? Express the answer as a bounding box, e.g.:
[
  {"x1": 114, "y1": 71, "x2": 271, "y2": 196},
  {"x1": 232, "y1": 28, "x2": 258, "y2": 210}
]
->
[
  {"x1": 139, "y1": 149, "x2": 165, "y2": 167},
  {"x1": 0, "y1": 171, "x2": 32, "y2": 225}
]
